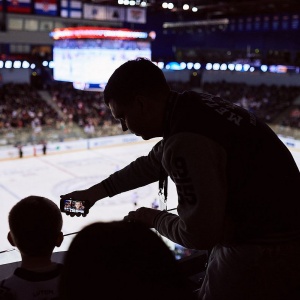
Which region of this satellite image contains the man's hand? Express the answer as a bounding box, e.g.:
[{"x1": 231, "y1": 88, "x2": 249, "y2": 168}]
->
[
  {"x1": 60, "y1": 182, "x2": 109, "y2": 217},
  {"x1": 60, "y1": 187, "x2": 101, "y2": 217},
  {"x1": 123, "y1": 207, "x2": 162, "y2": 228},
  {"x1": 60, "y1": 189, "x2": 98, "y2": 206}
]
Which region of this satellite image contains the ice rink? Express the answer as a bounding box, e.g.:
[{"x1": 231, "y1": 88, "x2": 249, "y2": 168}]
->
[
  {"x1": 0, "y1": 136, "x2": 300, "y2": 267},
  {"x1": 0, "y1": 137, "x2": 179, "y2": 266}
]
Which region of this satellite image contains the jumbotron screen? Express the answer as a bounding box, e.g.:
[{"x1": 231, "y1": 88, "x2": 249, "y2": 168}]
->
[{"x1": 50, "y1": 27, "x2": 155, "y2": 90}]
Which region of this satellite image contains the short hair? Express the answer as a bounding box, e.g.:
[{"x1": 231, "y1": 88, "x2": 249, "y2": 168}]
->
[
  {"x1": 59, "y1": 221, "x2": 194, "y2": 300},
  {"x1": 103, "y1": 57, "x2": 169, "y2": 106},
  {"x1": 8, "y1": 196, "x2": 63, "y2": 256}
]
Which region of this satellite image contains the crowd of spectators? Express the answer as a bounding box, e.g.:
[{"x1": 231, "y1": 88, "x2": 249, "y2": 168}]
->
[
  {"x1": 48, "y1": 82, "x2": 122, "y2": 138},
  {"x1": 0, "y1": 83, "x2": 58, "y2": 134},
  {"x1": 169, "y1": 80, "x2": 300, "y2": 128},
  {"x1": 201, "y1": 81, "x2": 300, "y2": 124},
  {"x1": 0, "y1": 82, "x2": 124, "y2": 146},
  {"x1": 1, "y1": 80, "x2": 300, "y2": 147},
  {"x1": 281, "y1": 105, "x2": 300, "y2": 128}
]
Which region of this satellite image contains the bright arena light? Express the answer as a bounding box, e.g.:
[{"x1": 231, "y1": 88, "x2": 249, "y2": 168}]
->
[
  {"x1": 213, "y1": 63, "x2": 220, "y2": 70},
  {"x1": 228, "y1": 63, "x2": 235, "y2": 71},
  {"x1": 206, "y1": 63, "x2": 213, "y2": 70},
  {"x1": 13, "y1": 61, "x2": 21, "y2": 68},
  {"x1": 220, "y1": 63, "x2": 227, "y2": 70},
  {"x1": 243, "y1": 64, "x2": 250, "y2": 71},
  {"x1": 5, "y1": 61, "x2": 12, "y2": 68},
  {"x1": 235, "y1": 64, "x2": 243, "y2": 71},
  {"x1": 22, "y1": 61, "x2": 30, "y2": 68},
  {"x1": 187, "y1": 62, "x2": 194, "y2": 69},
  {"x1": 180, "y1": 62, "x2": 187, "y2": 69},
  {"x1": 157, "y1": 62, "x2": 164, "y2": 69},
  {"x1": 193, "y1": 62, "x2": 201, "y2": 70},
  {"x1": 261, "y1": 65, "x2": 268, "y2": 72},
  {"x1": 167, "y1": 3, "x2": 174, "y2": 9}
]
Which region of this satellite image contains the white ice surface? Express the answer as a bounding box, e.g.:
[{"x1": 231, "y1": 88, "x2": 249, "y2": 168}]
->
[{"x1": 0, "y1": 138, "x2": 178, "y2": 266}]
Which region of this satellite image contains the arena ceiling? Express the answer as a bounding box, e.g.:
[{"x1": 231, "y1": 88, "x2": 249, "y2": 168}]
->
[{"x1": 84, "y1": 0, "x2": 300, "y2": 18}]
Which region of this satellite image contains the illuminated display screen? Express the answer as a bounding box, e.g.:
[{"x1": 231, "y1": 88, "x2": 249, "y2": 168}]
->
[{"x1": 51, "y1": 27, "x2": 154, "y2": 89}]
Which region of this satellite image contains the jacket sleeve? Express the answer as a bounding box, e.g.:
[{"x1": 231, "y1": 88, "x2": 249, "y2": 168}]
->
[
  {"x1": 154, "y1": 132, "x2": 228, "y2": 250},
  {"x1": 102, "y1": 140, "x2": 163, "y2": 197}
]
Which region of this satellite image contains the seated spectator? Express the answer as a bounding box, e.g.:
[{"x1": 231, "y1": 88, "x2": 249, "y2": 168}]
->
[
  {"x1": 59, "y1": 221, "x2": 196, "y2": 300},
  {"x1": 0, "y1": 196, "x2": 64, "y2": 300}
]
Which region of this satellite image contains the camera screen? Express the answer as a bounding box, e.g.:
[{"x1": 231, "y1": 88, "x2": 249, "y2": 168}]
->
[{"x1": 63, "y1": 200, "x2": 86, "y2": 214}]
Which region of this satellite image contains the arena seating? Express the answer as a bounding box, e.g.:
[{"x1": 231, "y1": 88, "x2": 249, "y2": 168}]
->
[{"x1": 1, "y1": 81, "x2": 300, "y2": 147}]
